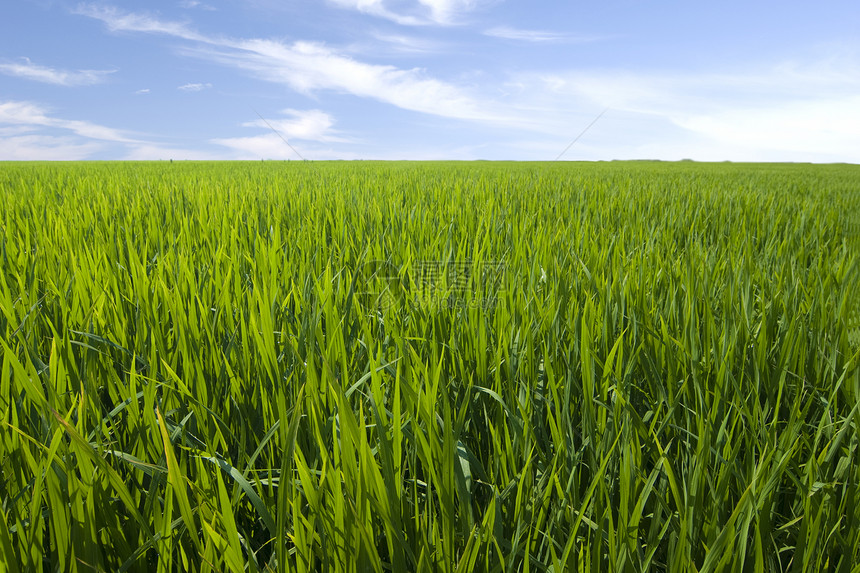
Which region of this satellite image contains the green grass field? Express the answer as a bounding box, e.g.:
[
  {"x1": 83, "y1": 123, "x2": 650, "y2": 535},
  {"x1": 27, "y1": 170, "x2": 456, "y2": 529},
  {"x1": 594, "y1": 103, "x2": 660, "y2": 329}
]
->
[{"x1": 1, "y1": 161, "x2": 859, "y2": 572}]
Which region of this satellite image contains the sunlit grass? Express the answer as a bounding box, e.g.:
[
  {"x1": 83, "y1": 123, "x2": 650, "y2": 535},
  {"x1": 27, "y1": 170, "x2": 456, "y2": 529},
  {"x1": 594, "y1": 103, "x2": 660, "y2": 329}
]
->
[{"x1": 1, "y1": 160, "x2": 858, "y2": 572}]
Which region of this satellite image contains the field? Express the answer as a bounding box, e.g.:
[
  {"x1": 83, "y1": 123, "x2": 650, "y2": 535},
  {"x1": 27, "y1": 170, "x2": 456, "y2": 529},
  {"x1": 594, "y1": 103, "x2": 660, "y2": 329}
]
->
[{"x1": 1, "y1": 160, "x2": 859, "y2": 572}]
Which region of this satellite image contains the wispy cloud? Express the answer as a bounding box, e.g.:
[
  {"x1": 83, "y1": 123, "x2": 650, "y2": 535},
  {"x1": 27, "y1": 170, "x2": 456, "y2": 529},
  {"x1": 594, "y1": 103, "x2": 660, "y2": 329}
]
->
[
  {"x1": 0, "y1": 99, "x2": 228, "y2": 160},
  {"x1": 533, "y1": 60, "x2": 860, "y2": 118},
  {"x1": 0, "y1": 99, "x2": 141, "y2": 159},
  {"x1": 193, "y1": 38, "x2": 501, "y2": 121},
  {"x1": 677, "y1": 97, "x2": 860, "y2": 157},
  {"x1": 0, "y1": 125, "x2": 37, "y2": 137},
  {"x1": 328, "y1": 0, "x2": 423, "y2": 26},
  {"x1": 328, "y1": 0, "x2": 478, "y2": 25},
  {"x1": 0, "y1": 135, "x2": 104, "y2": 160},
  {"x1": 179, "y1": 0, "x2": 216, "y2": 10},
  {"x1": 417, "y1": 0, "x2": 476, "y2": 24},
  {"x1": 0, "y1": 58, "x2": 114, "y2": 86},
  {"x1": 78, "y1": 5, "x2": 504, "y2": 123},
  {"x1": 211, "y1": 134, "x2": 306, "y2": 160},
  {"x1": 484, "y1": 26, "x2": 601, "y2": 43},
  {"x1": 135, "y1": 88, "x2": 151, "y2": 94},
  {"x1": 178, "y1": 82, "x2": 212, "y2": 91},
  {"x1": 214, "y1": 109, "x2": 352, "y2": 159},
  {"x1": 242, "y1": 109, "x2": 352, "y2": 142},
  {"x1": 0, "y1": 100, "x2": 137, "y2": 143},
  {"x1": 358, "y1": 32, "x2": 448, "y2": 55},
  {"x1": 75, "y1": 3, "x2": 204, "y2": 41}
]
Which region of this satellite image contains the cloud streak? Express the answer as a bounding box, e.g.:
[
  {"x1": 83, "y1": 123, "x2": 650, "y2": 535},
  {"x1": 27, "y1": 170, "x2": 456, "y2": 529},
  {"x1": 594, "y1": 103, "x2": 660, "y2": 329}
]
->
[
  {"x1": 0, "y1": 58, "x2": 115, "y2": 86},
  {"x1": 417, "y1": 0, "x2": 476, "y2": 24},
  {"x1": 0, "y1": 135, "x2": 104, "y2": 160},
  {"x1": 78, "y1": 5, "x2": 507, "y2": 123},
  {"x1": 484, "y1": 27, "x2": 602, "y2": 43},
  {"x1": 179, "y1": 0, "x2": 217, "y2": 10},
  {"x1": 0, "y1": 99, "x2": 221, "y2": 160},
  {"x1": 357, "y1": 32, "x2": 448, "y2": 55},
  {"x1": 328, "y1": 0, "x2": 478, "y2": 25},
  {"x1": 242, "y1": 109, "x2": 351, "y2": 143},
  {"x1": 194, "y1": 39, "x2": 501, "y2": 121},
  {"x1": 178, "y1": 82, "x2": 212, "y2": 91},
  {"x1": 75, "y1": 3, "x2": 205, "y2": 41},
  {"x1": 328, "y1": 0, "x2": 423, "y2": 26},
  {"x1": 0, "y1": 99, "x2": 138, "y2": 159},
  {"x1": 213, "y1": 109, "x2": 353, "y2": 159},
  {"x1": 0, "y1": 100, "x2": 136, "y2": 143}
]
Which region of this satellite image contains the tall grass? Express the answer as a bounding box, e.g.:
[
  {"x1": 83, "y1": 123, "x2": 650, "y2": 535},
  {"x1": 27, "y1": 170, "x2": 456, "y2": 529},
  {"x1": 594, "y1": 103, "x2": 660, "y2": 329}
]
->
[{"x1": 1, "y1": 160, "x2": 859, "y2": 572}]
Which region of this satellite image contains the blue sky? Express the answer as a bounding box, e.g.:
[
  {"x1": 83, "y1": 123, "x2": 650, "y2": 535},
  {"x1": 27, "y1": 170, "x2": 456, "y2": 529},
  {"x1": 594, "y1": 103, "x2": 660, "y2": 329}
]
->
[{"x1": 1, "y1": 0, "x2": 859, "y2": 161}]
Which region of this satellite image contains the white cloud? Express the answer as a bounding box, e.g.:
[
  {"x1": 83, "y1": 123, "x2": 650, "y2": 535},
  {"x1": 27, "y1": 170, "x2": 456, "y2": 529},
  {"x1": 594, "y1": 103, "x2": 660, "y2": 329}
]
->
[
  {"x1": 242, "y1": 109, "x2": 351, "y2": 142},
  {"x1": 74, "y1": 3, "x2": 205, "y2": 41},
  {"x1": 211, "y1": 134, "x2": 304, "y2": 160},
  {"x1": 195, "y1": 38, "x2": 502, "y2": 122},
  {"x1": 536, "y1": 59, "x2": 860, "y2": 117},
  {"x1": 0, "y1": 58, "x2": 114, "y2": 86},
  {"x1": 328, "y1": 0, "x2": 423, "y2": 25},
  {"x1": 359, "y1": 32, "x2": 447, "y2": 55},
  {"x1": 0, "y1": 100, "x2": 136, "y2": 143},
  {"x1": 484, "y1": 27, "x2": 601, "y2": 43},
  {"x1": 135, "y1": 88, "x2": 151, "y2": 94},
  {"x1": 214, "y1": 109, "x2": 352, "y2": 159},
  {"x1": 416, "y1": 0, "x2": 475, "y2": 24},
  {"x1": 0, "y1": 135, "x2": 103, "y2": 160},
  {"x1": 77, "y1": 5, "x2": 496, "y2": 120},
  {"x1": 77, "y1": 6, "x2": 508, "y2": 123},
  {"x1": 677, "y1": 97, "x2": 860, "y2": 158},
  {"x1": 0, "y1": 99, "x2": 231, "y2": 160},
  {"x1": 328, "y1": 0, "x2": 478, "y2": 25},
  {"x1": 0, "y1": 125, "x2": 37, "y2": 137},
  {"x1": 178, "y1": 82, "x2": 212, "y2": 91},
  {"x1": 179, "y1": 0, "x2": 216, "y2": 10}
]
